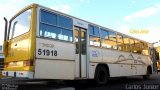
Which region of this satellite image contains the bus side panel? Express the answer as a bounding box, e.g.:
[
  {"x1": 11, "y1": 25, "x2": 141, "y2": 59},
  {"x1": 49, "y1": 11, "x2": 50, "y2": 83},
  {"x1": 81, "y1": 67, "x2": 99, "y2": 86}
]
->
[
  {"x1": 34, "y1": 59, "x2": 75, "y2": 79},
  {"x1": 88, "y1": 47, "x2": 150, "y2": 78},
  {"x1": 132, "y1": 53, "x2": 150, "y2": 75},
  {"x1": 34, "y1": 38, "x2": 75, "y2": 79},
  {"x1": 102, "y1": 49, "x2": 133, "y2": 77},
  {"x1": 5, "y1": 32, "x2": 30, "y2": 62}
]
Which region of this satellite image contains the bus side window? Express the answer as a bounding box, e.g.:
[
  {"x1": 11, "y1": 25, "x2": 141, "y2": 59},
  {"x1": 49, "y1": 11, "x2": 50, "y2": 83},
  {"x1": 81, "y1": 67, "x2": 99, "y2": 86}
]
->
[
  {"x1": 123, "y1": 36, "x2": 130, "y2": 52},
  {"x1": 135, "y1": 40, "x2": 141, "y2": 54},
  {"x1": 40, "y1": 9, "x2": 73, "y2": 42},
  {"x1": 142, "y1": 42, "x2": 149, "y2": 55},
  {"x1": 100, "y1": 30, "x2": 117, "y2": 49},
  {"x1": 89, "y1": 25, "x2": 100, "y2": 47},
  {"x1": 117, "y1": 34, "x2": 124, "y2": 51}
]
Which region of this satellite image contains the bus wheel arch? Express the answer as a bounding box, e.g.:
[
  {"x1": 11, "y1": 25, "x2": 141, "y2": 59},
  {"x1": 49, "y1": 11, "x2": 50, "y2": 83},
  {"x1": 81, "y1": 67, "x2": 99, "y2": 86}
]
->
[
  {"x1": 147, "y1": 66, "x2": 152, "y2": 74},
  {"x1": 143, "y1": 66, "x2": 152, "y2": 79},
  {"x1": 94, "y1": 64, "x2": 110, "y2": 85}
]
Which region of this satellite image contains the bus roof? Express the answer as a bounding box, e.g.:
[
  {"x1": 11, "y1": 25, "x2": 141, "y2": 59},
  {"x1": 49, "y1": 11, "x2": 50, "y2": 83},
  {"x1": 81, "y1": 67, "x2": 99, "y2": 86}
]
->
[{"x1": 10, "y1": 3, "x2": 152, "y2": 44}]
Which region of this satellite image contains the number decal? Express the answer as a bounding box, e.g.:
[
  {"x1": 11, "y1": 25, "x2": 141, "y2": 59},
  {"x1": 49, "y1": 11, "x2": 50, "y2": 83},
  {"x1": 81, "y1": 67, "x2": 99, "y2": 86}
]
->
[
  {"x1": 38, "y1": 49, "x2": 58, "y2": 56},
  {"x1": 54, "y1": 50, "x2": 57, "y2": 56},
  {"x1": 46, "y1": 50, "x2": 50, "y2": 56},
  {"x1": 38, "y1": 49, "x2": 42, "y2": 55}
]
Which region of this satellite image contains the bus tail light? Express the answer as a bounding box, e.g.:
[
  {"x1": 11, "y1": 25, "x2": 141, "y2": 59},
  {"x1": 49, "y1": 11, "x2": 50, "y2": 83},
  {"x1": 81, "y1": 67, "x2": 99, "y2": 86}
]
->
[
  {"x1": 23, "y1": 60, "x2": 33, "y2": 66},
  {"x1": 4, "y1": 62, "x2": 9, "y2": 68}
]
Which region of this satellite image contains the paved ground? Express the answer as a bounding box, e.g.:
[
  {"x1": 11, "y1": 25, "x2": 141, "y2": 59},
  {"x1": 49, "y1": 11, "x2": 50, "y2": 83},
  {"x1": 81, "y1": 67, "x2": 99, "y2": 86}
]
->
[
  {"x1": 0, "y1": 72, "x2": 160, "y2": 90},
  {"x1": 76, "y1": 73, "x2": 160, "y2": 90}
]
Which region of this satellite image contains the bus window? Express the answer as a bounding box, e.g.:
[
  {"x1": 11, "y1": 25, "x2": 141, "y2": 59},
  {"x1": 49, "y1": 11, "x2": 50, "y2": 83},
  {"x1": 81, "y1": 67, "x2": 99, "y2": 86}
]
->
[
  {"x1": 89, "y1": 25, "x2": 94, "y2": 35},
  {"x1": 94, "y1": 26, "x2": 100, "y2": 36},
  {"x1": 40, "y1": 10, "x2": 73, "y2": 42},
  {"x1": 89, "y1": 36, "x2": 100, "y2": 47},
  {"x1": 101, "y1": 31, "x2": 117, "y2": 49},
  {"x1": 58, "y1": 15, "x2": 73, "y2": 29},
  {"x1": 89, "y1": 25, "x2": 100, "y2": 36},
  {"x1": 101, "y1": 29, "x2": 109, "y2": 48},
  {"x1": 40, "y1": 23, "x2": 61, "y2": 38},
  {"x1": 10, "y1": 9, "x2": 31, "y2": 38},
  {"x1": 132, "y1": 39, "x2": 142, "y2": 54},
  {"x1": 101, "y1": 39, "x2": 117, "y2": 49},
  {"x1": 109, "y1": 31, "x2": 116, "y2": 41},
  {"x1": 89, "y1": 25, "x2": 100, "y2": 47},
  {"x1": 41, "y1": 10, "x2": 57, "y2": 25},
  {"x1": 123, "y1": 36, "x2": 130, "y2": 52},
  {"x1": 117, "y1": 34, "x2": 123, "y2": 51},
  {"x1": 60, "y1": 29, "x2": 73, "y2": 42},
  {"x1": 139, "y1": 41, "x2": 144, "y2": 48},
  {"x1": 101, "y1": 29, "x2": 109, "y2": 39},
  {"x1": 142, "y1": 42, "x2": 149, "y2": 55}
]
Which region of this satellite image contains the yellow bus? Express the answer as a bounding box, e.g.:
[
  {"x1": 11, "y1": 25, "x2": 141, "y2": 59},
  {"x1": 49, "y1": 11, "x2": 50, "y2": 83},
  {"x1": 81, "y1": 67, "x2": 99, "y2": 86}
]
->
[{"x1": 2, "y1": 4, "x2": 154, "y2": 84}]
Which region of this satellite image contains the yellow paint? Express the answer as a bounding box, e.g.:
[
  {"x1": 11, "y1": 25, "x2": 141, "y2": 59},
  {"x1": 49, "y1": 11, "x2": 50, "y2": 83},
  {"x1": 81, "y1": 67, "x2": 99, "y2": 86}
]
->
[
  {"x1": 5, "y1": 32, "x2": 30, "y2": 62},
  {"x1": 29, "y1": 4, "x2": 37, "y2": 60},
  {"x1": 4, "y1": 4, "x2": 38, "y2": 71},
  {"x1": 3, "y1": 66, "x2": 33, "y2": 71},
  {"x1": 157, "y1": 46, "x2": 160, "y2": 52},
  {"x1": 130, "y1": 29, "x2": 149, "y2": 34}
]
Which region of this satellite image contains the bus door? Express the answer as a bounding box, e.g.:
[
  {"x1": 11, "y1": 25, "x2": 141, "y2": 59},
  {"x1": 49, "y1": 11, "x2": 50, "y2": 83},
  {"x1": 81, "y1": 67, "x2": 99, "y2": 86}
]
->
[
  {"x1": 74, "y1": 26, "x2": 87, "y2": 78},
  {"x1": 149, "y1": 47, "x2": 157, "y2": 73}
]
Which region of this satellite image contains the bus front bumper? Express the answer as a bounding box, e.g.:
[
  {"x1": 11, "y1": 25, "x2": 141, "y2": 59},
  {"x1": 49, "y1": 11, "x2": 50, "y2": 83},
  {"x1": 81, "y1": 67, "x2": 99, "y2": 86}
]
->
[{"x1": 2, "y1": 71, "x2": 34, "y2": 78}]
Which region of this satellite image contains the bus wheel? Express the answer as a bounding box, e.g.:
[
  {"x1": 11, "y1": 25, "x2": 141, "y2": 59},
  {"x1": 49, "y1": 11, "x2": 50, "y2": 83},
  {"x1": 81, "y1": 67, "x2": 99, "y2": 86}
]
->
[
  {"x1": 94, "y1": 66, "x2": 109, "y2": 85},
  {"x1": 143, "y1": 68, "x2": 150, "y2": 79}
]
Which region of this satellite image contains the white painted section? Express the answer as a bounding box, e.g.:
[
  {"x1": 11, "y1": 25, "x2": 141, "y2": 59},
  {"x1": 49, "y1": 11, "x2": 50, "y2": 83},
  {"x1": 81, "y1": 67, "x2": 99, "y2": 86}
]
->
[
  {"x1": 107, "y1": 64, "x2": 123, "y2": 77},
  {"x1": 35, "y1": 38, "x2": 75, "y2": 79},
  {"x1": 89, "y1": 47, "x2": 103, "y2": 62},
  {"x1": 34, "y1": 59, "x2": 75, "y2": 79},
  {"x1": 89, "y1": 63, "x2": 98, "y2": 79},
  {"x1": 119, "y1": 64, "x2": 132, "y2": 76},
  {"x1": 102, "y1": 49, "x2": 132, "y2": 63},
  {"x1": 36, "y1": 38, "x2": 75, "y2": 60},
  {"x1": 73, "y1": 18, "x2": 88, "y2": 29},
  {"x1": 34, "y1": 38, "x2": 151, "y2": 79},
  {"x1": 2, "y1": 71, "x2": 34, "y2": 78},
  {"x1": 2, "y1": 71, "x2": 5, "y2": 76},
  {"x1": 7, "y1": 71, "x2": 15, "y2": 76},
  {"x1": 16, "y1": 71, "x2": 34, "y2": 78},
  {"x1": 75, "y1": 54, "x2": 87, "y2": 78},
  {"x1": 88, "y1": 46, "x2": 151, "y2": 78},
  {"x1": 81, "y1": 55, "x2": 87, "y2": 78},
  {"x1": 75, "y1": 54, "x2": 79, "y2": 78}
]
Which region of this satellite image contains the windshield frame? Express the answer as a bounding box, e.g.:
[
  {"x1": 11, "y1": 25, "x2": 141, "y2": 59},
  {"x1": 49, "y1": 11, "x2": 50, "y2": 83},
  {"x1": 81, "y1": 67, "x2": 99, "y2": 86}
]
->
[{"x1": 7, "y1": 6, "x2": 33, "y2": 40}]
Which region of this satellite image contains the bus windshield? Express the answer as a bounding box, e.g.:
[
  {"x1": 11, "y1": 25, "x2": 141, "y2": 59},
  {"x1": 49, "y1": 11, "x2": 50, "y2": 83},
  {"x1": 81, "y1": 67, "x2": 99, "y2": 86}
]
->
[{"x1": 9, "y1": 9, "x2": 31, "y2": 39}]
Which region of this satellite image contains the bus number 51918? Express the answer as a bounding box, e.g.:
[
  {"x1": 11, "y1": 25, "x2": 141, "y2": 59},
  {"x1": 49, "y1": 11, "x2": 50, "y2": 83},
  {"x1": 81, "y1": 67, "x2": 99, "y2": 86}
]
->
[{"x1": 38, "y1": 49, "x2": 57, "y2": 56}]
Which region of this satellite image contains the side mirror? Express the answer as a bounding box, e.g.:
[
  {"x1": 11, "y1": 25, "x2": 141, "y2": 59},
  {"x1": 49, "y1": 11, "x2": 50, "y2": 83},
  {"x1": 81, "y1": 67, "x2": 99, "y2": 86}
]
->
[
  {"x1": 4, "y1": 17, "x2": 8, "y2": 42},
  {"x1": 3, "y1": 17, "x2": 8, "y2": 57}
]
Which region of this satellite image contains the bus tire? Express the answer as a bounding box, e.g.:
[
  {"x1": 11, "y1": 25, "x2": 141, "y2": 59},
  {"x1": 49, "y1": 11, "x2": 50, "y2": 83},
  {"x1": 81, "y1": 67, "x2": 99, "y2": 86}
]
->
[
  {"x1": 143, "y1": 67, "x2": 151, "y2": 79},
  {"x1": 94, "y1": 65, "x2": 109, "y2": 85}
]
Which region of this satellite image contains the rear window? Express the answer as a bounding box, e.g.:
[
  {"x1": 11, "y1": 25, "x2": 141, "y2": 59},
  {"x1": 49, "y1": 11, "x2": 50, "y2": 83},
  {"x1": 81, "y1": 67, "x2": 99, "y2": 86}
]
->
[{"x1": 10, "y1": 9, "x2": 31, "y2": 39}]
